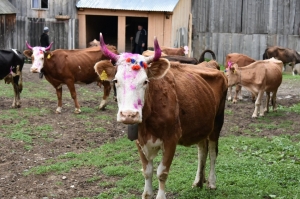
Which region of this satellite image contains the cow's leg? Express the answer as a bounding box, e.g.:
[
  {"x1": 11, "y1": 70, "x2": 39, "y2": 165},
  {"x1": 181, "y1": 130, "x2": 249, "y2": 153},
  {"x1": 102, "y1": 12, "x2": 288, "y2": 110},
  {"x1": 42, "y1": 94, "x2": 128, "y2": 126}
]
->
[
  {"x1": 156, "y1": 141, "x2": 176, "y2": 199},
  {"x1": 193, "y1": 139, "x2": 208, "y2": 188},
  {"x1": 252, "y1": 90, "x2": 264, "y2": 118},
  {"x1": 264, "y1": 92, "x2": 270, "y2": 113},
  {"x1": 65, "y1": 82, "x2": 81, "y2": 114},
  {"x1": 11, "y1": 82, "x2": 17, "y2": 108},
  {"x1": 207, "y1": 139, "x2": 218, "y2": 189},
  {"x1": 99, "y1": 80, "x2": 111, "y2": 110},
  {"x1": 136, "y1": 140, "x2": 158, "y2": 199},
  {"x1": 233, "y1": 85, "x2": 242, "y2": 103},
  {"x1": 55, "y1": 86, "x2": 63, "y2": 113},
  {"x1": 227, "y1": 86, "x2": 232, "y2": 101},
  {"x1": 271, "y1": 90, "x2": 278, "y2": 112}
]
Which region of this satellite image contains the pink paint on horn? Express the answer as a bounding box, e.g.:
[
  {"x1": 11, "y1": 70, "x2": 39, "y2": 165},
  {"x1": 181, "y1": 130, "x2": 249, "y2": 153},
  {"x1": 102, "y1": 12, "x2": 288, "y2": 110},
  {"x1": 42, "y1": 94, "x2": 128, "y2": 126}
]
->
[
  {"x1": 145, "y1": 37, "x2": 161, "y2": 63},
  {"x1": 45, "y1": 42, "x2": 54, "y2": 51},
  {"x1": 99, "y1": 33, "x2": 118, "y2": 62},
  {"x1": 25, "y1": 41, "x2": 33, "y2": 50}
]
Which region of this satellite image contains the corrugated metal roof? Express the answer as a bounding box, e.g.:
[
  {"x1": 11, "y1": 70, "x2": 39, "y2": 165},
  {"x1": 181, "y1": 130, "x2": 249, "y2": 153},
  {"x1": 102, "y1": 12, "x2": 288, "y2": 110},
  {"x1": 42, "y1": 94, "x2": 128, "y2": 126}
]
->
[
  {"x1": 76, "y1": 0, "x2": 180, "y2": 12},
  {"x1": 0, "y1": 0, "x2": 18, "y2": 14}
]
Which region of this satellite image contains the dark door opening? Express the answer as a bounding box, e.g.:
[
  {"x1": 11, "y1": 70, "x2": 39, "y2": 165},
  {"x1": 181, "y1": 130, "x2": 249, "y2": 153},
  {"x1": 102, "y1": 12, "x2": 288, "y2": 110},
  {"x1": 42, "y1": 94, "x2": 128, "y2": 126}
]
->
[
  {"x1": 86, "y1": 15, "x2": 118, "y2": 47},
  {"x1": 126, "y1": 17, "x2": 148, "y2": 52}
]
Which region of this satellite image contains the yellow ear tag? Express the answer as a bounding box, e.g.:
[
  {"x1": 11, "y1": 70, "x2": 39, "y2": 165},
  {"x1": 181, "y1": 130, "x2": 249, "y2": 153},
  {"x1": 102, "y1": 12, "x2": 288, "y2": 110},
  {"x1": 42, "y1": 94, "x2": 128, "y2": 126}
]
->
[
  {"x1": 47, "y1": 54, "x2": 51, "y2": 59},
  {"x1": 100, "y1": 70, "x2": 108, "y2": 81},
  {"x1": 234, "y1": 69, "x2": 236, "y2": 74}
]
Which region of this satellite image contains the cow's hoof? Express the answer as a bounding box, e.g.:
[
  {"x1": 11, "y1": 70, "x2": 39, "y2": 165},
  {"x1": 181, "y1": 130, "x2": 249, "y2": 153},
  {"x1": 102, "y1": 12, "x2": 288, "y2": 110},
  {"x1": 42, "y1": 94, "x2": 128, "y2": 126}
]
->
[
  {"x1": 232, "y1": 100, "x2": 237, "y2": 104},
  {"x1": 74, "y1": 108, "x2": 81, "y2": 114},
  {"x1": 208, "y1": 184, "x2": 217, "y2": 190},
  {"x1": 56, "y1": 107, "x2": 62, "y2": 114},
  {"x1": 227, "y1": 97, "x2": 232, "y2": 101},
  {"x1": 251, "y1": 115, "x2": 258, "y2": 118},
  {"x1": 99, "y1": 100, "x2": 107, "y2": 110}
]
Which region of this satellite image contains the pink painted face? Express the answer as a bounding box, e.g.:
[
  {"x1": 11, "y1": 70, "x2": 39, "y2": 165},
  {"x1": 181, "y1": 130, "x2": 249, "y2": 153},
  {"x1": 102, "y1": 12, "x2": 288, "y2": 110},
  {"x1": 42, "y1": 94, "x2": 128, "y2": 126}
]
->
[
  {"x1": 114, "y1": 53, "x2": 149, "y2": 124},
  {"x1": 30, "y1": 47, "x2": 48, "y2": 73}
]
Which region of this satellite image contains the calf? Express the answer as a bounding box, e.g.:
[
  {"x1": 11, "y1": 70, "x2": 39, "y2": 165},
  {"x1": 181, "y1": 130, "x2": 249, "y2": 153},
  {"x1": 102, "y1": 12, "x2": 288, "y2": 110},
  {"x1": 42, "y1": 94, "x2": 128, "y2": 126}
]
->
[
  {"x1": 0, "y1": 49, "x2": 24, "y2": 108},
  {"x1": 226, "y1": 58, "x2": 283, "y2": 118},
  {"x1": 263, "y1": 46, "x2": 300, "y2": 75},
  {"x1": 23, "y1": 42, "x2": 117, "y2": 113},
  {"x1": 225, "y1": 53, "x2": 256, "y2": 103},
  {"x1": 94, "y1": 33, "x2": 228, "y2": 198}
]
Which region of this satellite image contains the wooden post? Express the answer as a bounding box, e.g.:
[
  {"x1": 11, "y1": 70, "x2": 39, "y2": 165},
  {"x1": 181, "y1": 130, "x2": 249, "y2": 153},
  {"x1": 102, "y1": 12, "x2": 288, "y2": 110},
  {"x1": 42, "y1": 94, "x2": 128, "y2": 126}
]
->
[{"x1": 188, "y1": 13, "x2": 192, "y2": 58}]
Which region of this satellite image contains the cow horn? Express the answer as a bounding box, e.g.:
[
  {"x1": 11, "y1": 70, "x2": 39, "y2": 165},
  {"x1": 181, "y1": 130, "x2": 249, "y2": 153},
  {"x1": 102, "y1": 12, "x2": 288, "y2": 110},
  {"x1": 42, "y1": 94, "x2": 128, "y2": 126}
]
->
[
  {"x1": 145, "y1": 37, "x2": 161, "y2": 64},
  {"x1": 99, "y1": 33, "x2": 119, "y2": 62},
  {"x1": 26, "y1": 41, "x2": 33, "y2": 50},
  {"x1": 45, "y1": 42, "x2": 54, "y2": 51}
]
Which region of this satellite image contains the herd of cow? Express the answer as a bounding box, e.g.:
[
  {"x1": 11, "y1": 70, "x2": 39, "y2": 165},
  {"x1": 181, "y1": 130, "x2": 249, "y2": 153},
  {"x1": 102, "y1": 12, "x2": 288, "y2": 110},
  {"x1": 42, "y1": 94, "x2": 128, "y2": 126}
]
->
[{"x1": 1, "y1": 34, "x2": 300, "y2": 198}]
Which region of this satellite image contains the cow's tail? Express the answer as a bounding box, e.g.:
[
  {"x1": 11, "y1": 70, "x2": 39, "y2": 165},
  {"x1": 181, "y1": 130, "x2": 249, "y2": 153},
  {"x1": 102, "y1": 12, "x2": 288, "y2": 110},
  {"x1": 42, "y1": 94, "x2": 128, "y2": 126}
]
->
[
  {"x1": 199, "y1": 49, "x2": 216, "y2": 63},
  {"x1": 262, "y1": 48, "x2": 268, "y2": 60}
]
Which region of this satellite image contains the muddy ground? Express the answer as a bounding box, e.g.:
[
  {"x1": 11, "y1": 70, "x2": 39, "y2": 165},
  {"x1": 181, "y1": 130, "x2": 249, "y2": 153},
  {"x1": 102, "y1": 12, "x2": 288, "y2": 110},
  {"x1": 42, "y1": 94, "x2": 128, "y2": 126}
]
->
[{"x1": 0, "y1": 64, "x2": 299, "y2": 199}]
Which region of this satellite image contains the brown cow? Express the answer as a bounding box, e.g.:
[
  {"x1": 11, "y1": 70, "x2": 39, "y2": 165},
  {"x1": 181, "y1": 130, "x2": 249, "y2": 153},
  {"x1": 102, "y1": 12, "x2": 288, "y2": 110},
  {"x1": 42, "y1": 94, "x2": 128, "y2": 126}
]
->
[
  {"x1": 23, "y1": 42, "x2": 117, "y2": 114},
  {"x1": 226, "y1": 58, "x2": 283, "y2": 118},
  {"x1": 161, "y1": 46, "x2": 186, "y2": 56},
  {"x1": 143, "y1": 49, "x2": 217, "y2": 66},
  {"x1": 225, "y1": 53, "x2": 256, "y2": 103},
  {"x1": 94, "y1": 33, "x2": 228, "y2": 198},
  {"x1": 263, "y1": 46, "x2": 300, "y2": 75}
]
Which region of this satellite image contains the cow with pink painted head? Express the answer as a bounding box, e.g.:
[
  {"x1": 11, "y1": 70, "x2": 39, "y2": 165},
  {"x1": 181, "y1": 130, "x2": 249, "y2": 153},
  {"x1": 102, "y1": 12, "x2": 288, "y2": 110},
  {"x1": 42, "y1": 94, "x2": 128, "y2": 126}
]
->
[{"x1": 94, "y1": 33, "x2": 227, "y2": 199}]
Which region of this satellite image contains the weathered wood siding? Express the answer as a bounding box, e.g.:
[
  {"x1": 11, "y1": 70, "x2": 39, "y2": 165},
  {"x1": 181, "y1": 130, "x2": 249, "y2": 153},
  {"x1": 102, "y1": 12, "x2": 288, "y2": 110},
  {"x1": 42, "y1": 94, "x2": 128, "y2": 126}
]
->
[
  {"x1": 171, "y1": 0, "x2": 192, "y2": 47},
  {"x1": 192, "y1": 0, "x2": 300, "y2": 64},
  {"x1": 0, "y1": 14, "x2": 16, "y2": 49},
  {"x1": 7, "y1": 0, "x2": 78, "y2": 51}
]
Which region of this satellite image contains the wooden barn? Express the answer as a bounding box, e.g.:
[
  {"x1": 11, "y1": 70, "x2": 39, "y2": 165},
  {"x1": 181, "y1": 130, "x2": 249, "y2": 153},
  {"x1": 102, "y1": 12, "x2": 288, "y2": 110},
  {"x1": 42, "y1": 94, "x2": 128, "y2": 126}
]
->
[
  {"x1": 0, "y1": 0, "x2": 18, "y2": 49},
  {"x1": 191, "y1": 0, "x2": 300, "y2": 64},
  {"x1": 76, "y1": 0, "x2": 192, "y2": 52},
  {"x1": 8, "y1": 0, "x2": 78, "y2": 51}
]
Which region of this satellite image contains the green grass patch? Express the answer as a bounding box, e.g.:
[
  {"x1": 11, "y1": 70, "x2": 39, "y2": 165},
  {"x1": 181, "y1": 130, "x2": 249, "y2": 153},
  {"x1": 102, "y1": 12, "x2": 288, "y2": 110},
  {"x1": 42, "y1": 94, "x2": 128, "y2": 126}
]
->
[{"x1": 24, "y1": 136, "x2": 300, "y2": 198}]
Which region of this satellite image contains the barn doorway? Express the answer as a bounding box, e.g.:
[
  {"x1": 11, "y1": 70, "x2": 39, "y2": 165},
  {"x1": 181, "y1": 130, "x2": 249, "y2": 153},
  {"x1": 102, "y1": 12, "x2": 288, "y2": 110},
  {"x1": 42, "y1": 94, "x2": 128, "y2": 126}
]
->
[
  {"x1": 86, "y1": 15, "x2": 118, "y2": 47},
  {"x1": 125, "y1": 17, "x2": 148, "y2": 52}
]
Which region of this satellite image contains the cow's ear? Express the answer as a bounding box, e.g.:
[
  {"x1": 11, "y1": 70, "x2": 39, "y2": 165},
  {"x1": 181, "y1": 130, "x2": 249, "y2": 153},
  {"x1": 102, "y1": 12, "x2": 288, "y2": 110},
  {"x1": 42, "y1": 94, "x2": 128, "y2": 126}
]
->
[
  {"x1": 23, "y1": 50, "x2": 32, "y2": 58},
  {"x1": 147, "y1": 58, "x2": 170, "y2": 79},
  {"x1": 44, "y1": 51, "x2": 54, "y2": 59},
  {"x1": 94, "y1": 60, "x2": 116, "y2": 81}
]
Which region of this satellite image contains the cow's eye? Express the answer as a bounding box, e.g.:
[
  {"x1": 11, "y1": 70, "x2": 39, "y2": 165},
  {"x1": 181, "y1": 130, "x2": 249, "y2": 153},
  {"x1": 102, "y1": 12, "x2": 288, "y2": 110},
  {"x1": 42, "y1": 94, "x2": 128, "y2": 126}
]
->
[
  {"x1": 144, "y1": 80, "x2": 149, "y2": 85},
  {"x1": 113, "y1": 79, "x2": 118, "y2": 84}
]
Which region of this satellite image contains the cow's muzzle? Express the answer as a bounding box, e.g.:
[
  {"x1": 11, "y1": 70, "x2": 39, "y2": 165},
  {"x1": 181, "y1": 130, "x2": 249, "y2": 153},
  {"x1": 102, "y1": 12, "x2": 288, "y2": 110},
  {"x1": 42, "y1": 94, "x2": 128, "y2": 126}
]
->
[
  {"x1": 30, "y1": 68, "x2": 39, "y2": 73},
  {"x1": 119, "y1": 110, "x2": 141, "y2": 124}
]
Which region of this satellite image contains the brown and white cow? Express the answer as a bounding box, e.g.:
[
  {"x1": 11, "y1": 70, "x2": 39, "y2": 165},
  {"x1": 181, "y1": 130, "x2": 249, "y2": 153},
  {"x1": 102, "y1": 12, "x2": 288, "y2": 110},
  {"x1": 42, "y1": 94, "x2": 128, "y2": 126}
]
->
[
  {"x1": 225, "y1": 53, "x2": 256, "y2": 103},
  {"x1": 23, "y1": 42, "x2": 117, "y2": 114},
  {"x1": 226, "y1": 58, "x2": 283, "y2": 118},
  {"x1": 263, "y1": 46, "x2": 300, "y2": 75},
  {"x1": 94, "y1": 33, "x2": 228, "y2": 199}
]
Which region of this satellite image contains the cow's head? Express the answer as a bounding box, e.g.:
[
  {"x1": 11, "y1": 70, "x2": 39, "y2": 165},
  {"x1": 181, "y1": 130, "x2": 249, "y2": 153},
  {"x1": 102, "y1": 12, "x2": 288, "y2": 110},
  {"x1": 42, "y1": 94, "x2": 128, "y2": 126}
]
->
[
  {"x1": 23, "y1": 41, "x2": 53, "y2": 73},
  {"x1": 225, "y1": 61, "x2": 239, "y2": 87},
  {"x1": 94, "y1": 33, "x2": 170, "y2": 124}
]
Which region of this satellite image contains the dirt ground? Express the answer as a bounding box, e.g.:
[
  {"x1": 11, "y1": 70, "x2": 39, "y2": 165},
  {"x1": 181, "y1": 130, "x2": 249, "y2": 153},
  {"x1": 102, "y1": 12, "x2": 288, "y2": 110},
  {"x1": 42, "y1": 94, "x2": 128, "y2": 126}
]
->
[{"x1": 0, "y1": 64, "x2": 299, "y2": 199}]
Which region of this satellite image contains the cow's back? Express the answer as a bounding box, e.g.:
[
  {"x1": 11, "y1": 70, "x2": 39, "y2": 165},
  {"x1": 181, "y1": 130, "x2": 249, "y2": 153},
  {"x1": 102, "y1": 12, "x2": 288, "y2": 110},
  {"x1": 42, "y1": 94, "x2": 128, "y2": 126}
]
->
[
  {"x1": 43, "y1": 46, "x2": 116, "y2": 84},
  {"x1": 154, "y1": 63, "x2": 227, "y2": 146},
  {"x1": 264, "y1": 59, "x2": 283, "y2": 92},
  {"x1": 226, "y1": 53, "x2": 255, "y2": 67}
]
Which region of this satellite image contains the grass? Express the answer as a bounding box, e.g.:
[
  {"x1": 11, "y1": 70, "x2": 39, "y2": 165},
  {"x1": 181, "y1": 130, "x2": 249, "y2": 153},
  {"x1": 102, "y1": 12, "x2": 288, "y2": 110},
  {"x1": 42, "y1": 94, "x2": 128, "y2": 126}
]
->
[{"x1": 24, "y1": 135, "x2": 300, "y2": 199}]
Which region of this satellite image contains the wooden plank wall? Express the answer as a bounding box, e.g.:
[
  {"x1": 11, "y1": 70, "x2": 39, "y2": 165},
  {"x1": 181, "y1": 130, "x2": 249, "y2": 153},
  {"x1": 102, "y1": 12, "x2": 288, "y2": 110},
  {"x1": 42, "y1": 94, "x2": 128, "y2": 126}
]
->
[
  {"x1": 192, "y1": 0, "x2": 300, "y2": 65},
  {"x1": 6, "y1": 0, "x2": 78, "y2": 51},
  {"x1": 0, "y1": 14, "x2": 16, "y2": 49}
]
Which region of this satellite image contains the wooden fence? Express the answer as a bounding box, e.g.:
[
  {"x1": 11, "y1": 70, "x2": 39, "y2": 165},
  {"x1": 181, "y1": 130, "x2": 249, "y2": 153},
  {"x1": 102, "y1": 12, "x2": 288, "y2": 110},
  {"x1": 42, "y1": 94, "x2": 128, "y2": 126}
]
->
[{"x1": 192, "y1": 0, "x2": 300, "y2": 64}]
